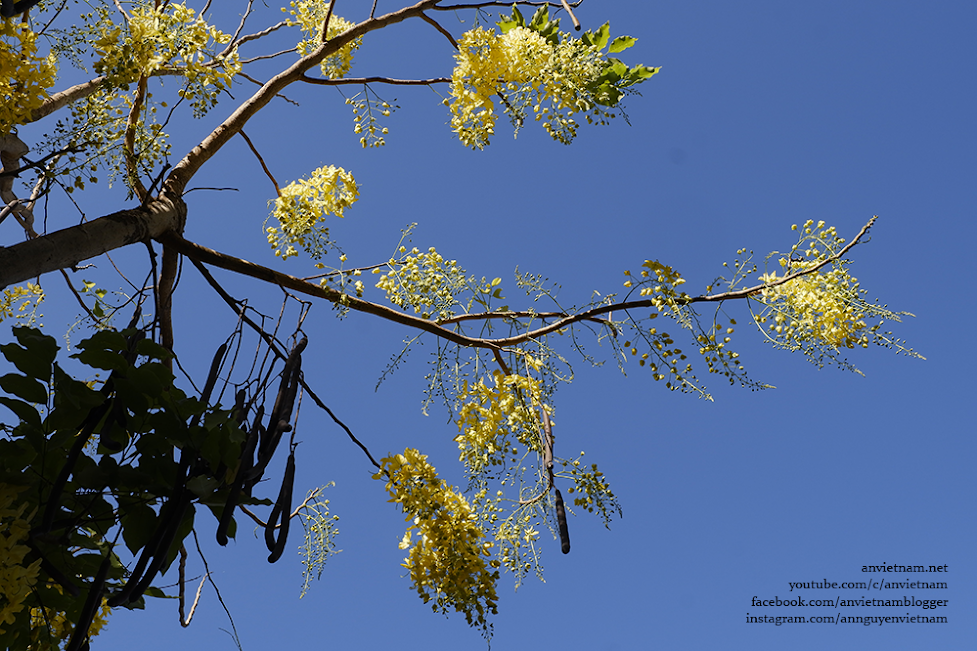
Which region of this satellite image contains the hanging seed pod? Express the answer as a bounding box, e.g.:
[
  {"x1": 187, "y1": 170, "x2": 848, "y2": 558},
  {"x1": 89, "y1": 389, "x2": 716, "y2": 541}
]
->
[
  {"x1": 555, "y1": 488, "x2": 570, "y2": 554},
  {"x1": 265, "y1": 451, "x2": 296, "y2": 563}
]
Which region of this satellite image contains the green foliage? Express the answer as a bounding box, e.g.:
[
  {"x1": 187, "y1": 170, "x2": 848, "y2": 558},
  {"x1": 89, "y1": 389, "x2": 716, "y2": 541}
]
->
[{"x1": 0, "y1": 326, "x2": 253, "y2": 649}]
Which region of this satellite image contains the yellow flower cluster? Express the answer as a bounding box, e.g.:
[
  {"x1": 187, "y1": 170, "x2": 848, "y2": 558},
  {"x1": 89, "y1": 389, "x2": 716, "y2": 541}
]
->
[
  {"x1": 0, "y1": 20, "x2": 57, "y2": 134},
  {"x1": 622, "y1": 261, "x2": 703, "y2": 392},
  {"x1": 345, "y1": 93, "x2": 394, "y2": 148},
  {"x1": 0, "y1": 484, "x2": 40, "y2": 636},
  {"x1": 448, "y1": 26, "x2": 608, "y2": 148},
  {"x1": 266, "y1": 165, "x2": 358, "y2": 259},
  {"x1": 455, "y1": 371, "x2": 543, "y2": 476},
  {"x1": 561, "y1": 458, "x2": 621, "y2": 526},
  {"x1": 93, "y1": 3, "x2": 239, "y2": 116},
  {"x1": 753, "y1": 221, "x2": 871, "y2": 350},
  {"x1": 627, "y1": 260, "x2": 690, "y2": 312},
  {"x1": 29, "y1": 587, "x2": 111, "y2": 651},
  {"x1": 373, "y1": 247, "x2": 467, "y2": 320},
  {"x1": 285, "y1": 1, "x2": 360, "y2": 78},
  {"x1": 375, "y1": 449, "x2": 499, "y2": 637},
  {"x1": 0, "y1": 283, "x2": 43, "y2": 324}
]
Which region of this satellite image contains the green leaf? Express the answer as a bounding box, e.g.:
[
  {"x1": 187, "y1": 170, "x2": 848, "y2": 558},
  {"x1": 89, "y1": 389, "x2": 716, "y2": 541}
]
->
[
  {"x1": 0, "y1": 373, "x2": 48, "y2": 404},
  {"x1": 142, "y1": 586, "x2": 173, "y2": 599},
  {"x1": 528, "y1": 6, "x2": 549, "y2": 31},
  {"x1": 0, "y1": 396, "x2": 42, "y2": 429},
  {"x1": 12, "y1": 326, "x2": 58, "y2": 366},
  {"x1": 608, "y1": 35, "x2": 638, "y2": 54},
  {"x1": 582, "y1": 22, "x2": 611, "y2": 50},
  {"x1": 121, "y1": 501, "x2": 159, "y2": 555},
  {"x1": 187, "y1": 475, "x2": 220, "y2": 499},
  {"x1": 134, "y1": 338, "x2": 174, "y2": 362},
  {"x1": 75, "y1": 347, "x2": 128, "y2": 372},
  {"x1": 1, "y1": 343, "x2": 51, "y2": 381},
  {"x1": 497, "y1": 5, "x2": 524, "y2": 33}
]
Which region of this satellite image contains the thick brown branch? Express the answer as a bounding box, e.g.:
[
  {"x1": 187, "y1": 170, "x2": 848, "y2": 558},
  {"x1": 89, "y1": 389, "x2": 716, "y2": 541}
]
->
[
  {"x1": 299, "y1": 75, "x2": 451, "y2": 86},
  {"x1": 124, "y1": 76, "x2": 150, "y2": 202},
  {"x1": 431, "y1": 1, "x2": 582, "y2": 10},
  {"x1": 0, "y1": 195, "x2": 187, "y2": 289}
]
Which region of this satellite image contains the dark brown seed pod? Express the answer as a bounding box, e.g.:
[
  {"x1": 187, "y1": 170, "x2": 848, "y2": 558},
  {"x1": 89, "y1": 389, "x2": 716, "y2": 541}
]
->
[
  {"x1": 65, "y1": 553, "x2": 111, "y2": 651},
  {"x1": 265, "y1": 452, "x2": 296, "y2": 563},
  {"x1": 555, "y1": 488, "x2": 570, "y2": 554},
  {"x1": 217, "y1": 418, "x2": 261, "y2": 546}
]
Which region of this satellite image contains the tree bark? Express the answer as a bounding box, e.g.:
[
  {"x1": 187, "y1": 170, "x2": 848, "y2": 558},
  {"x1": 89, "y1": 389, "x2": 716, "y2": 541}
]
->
[{"x1": 0, "y1": 194, "x2": 186, "y2": 289}]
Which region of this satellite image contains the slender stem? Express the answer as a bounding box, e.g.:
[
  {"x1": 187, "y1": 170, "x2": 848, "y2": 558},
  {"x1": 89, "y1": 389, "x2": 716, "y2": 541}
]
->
[
  {"x1": 238, "y1": 131, "x2": 281, "y2": 196},
  {"x1": 420, "y1": 12, "x2": 458, "y2": 49}
]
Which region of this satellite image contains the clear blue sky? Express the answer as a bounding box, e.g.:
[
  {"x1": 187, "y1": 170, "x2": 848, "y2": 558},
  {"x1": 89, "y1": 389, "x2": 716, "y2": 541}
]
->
[{"x1": 7, "y1": 1, "x2": 975, "y2": 649}]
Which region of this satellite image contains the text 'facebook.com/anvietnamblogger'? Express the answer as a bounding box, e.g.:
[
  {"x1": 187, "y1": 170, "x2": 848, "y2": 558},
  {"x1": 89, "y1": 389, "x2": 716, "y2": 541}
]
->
[{"x1": 746, "y1": 563, "x2": 948, "y2": 626}]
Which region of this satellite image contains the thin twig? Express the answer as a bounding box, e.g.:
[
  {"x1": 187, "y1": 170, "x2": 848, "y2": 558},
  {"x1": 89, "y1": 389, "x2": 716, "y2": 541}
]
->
[
  {"x1": 233, "y1": 20, "x2": 291, "y2": 49},
  {"x1": 238, "y1": 48, "x2": 298, "y2": 65},
  {"x1": 239, "y1": 489, "x2": 319, "y2": 528},
  {"x1": 238, "y1": 131, "x2": 281, "y2": 196},
  {"x1": 236, "y1": 71, "x2": 301, "y2": 106},
  {"x1": 685, "y1": 216, "x2": 878, "y2": 304},
  {"x1": 0, "y1": 144, "x2": 87, "y2": 180},
  {"x1": 220, "y1": 0, "x2": 255, "y2": 58},
  {"x1": 59, "y1": 269, "x2": 101, "y2": 323},
  {"x1": 321, "y1": 0, "x2": 337, "y2": 42},
  {"x1": 420, "y1": 12, "x2": 458, "y2": 49},
  {"x1": 192, "y1": 532, "x2": 241, "y2": 650},
  {"x1": 178, "y1": 545, "x2": 207, "y2": 628},
  {"x1": 301, "y1": 261, "x2": 388, "y2": 280}
]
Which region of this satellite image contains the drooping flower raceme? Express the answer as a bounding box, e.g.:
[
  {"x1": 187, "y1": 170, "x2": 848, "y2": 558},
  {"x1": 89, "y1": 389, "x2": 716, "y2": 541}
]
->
[
  {"x1": 92, "y1": 3, "x2": 240, "y2": 117},
  {"x1": 448, "y1": 13, "x2": 658, "y2": 149},
  {"x1": 750, "y1": 220, "x2": 922, "y2": 367},
  {"x1": 455, "y1": 371, "x2": 543, "y2": 477},
  {"x1": 374, "y1": 247, "x2": 468, "y2": 320},
  {"x1": 375, "y1": 449, "x2": 499, "y2": 639},
  {"x1": 266, "y1": 165, "x2": 358, "y2": 259},
  {"x1": 285, "y1": 0, "x2": 360, "y2": 78},
  {"x1": 0, "y1": 20, "x2": 57, "y2": 134},
  {"x1": 0, "y1": 484, "x2": 40, "y2": 636}
]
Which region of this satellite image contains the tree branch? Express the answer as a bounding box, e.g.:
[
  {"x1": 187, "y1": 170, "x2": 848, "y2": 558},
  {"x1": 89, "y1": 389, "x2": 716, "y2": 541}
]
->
[
  {"x1": 163, "y1": 0, "x2": 446, "y2": 196},
  {"x1": 158, "y1": 232, "x2": 496, "y2": 351},
  {"x1": 0, "y1": 195, "x2": 187, "y2": 289},
  {"x1": 298, "y1": 75, "x2": 451, "y2": 86},
  {"x1": 431, "y1": 1, "x2": 583, "y2": 10}
]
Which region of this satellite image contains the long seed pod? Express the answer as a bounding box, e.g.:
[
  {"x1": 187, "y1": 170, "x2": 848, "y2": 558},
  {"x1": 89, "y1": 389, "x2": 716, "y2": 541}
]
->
[
  {"x1": 107, "y1": 496, "x2": 185, "y2": 607},
  {"x1": 64, "y1": 552, "x2": 111, "y2": 651},
  {"x1": 555, "y1": 488, "x2": 570, "y2": 554},
  {"x1": 260, "y1": 336, "x2": 307, "y2": 459},
  {"x1": 187, "y1": 342, "x2": 228, "y2": 430},
  {"x1": 265, "y1": 451, "x2": 295, "y2": 562},
  {"x1": 217, "y1": 417, "x2": 261, "y2": 545},
  {"x1": 127, "y1": 497, "x2": 191, "y2": 603}
]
